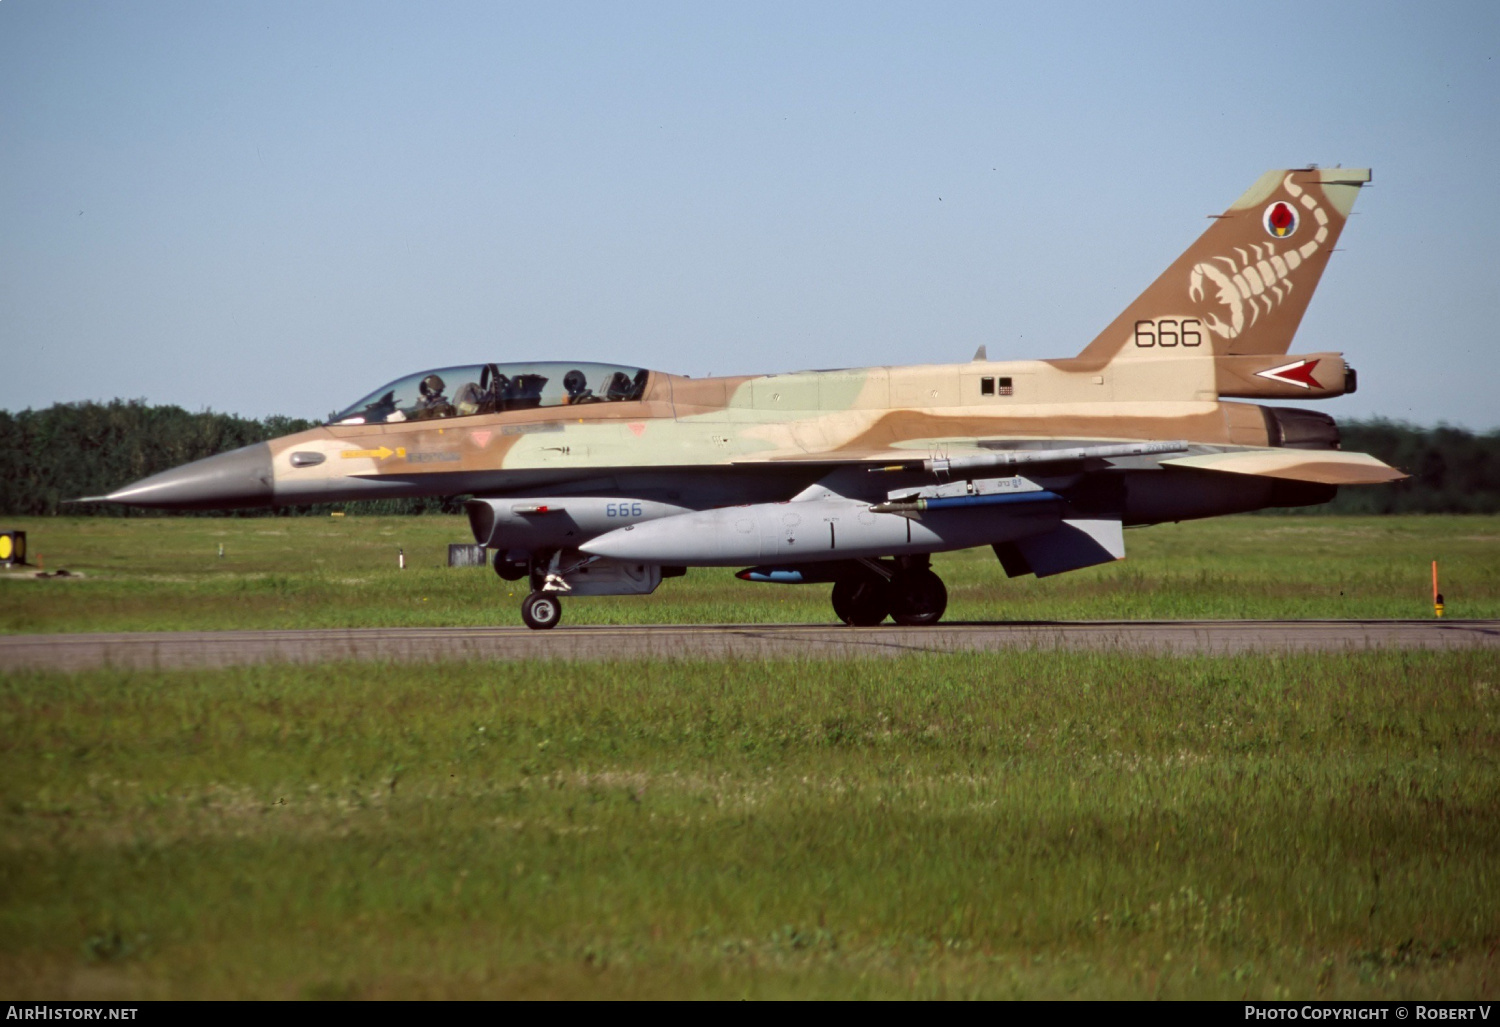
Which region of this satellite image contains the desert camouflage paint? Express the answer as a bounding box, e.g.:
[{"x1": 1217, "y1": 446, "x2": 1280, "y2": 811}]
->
[{"x1": 102, "y1": 167, "x2": 1399, "y2": 517}]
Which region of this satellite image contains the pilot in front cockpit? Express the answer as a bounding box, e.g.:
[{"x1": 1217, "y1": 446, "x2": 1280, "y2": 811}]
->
[{"x1": 412, "y1": 374, "x2": 455, "y2": 420}]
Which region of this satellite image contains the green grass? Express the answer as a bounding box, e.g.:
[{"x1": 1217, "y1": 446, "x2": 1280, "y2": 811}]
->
[
  {"x1": 2, "y1": 651, "x2": 1497, "y2": 998},
  {"x1": 2, "y1": 514, "x2": 1497, "y2": 633},
  {"x1": 2, "y1": 515, "x2": 1496, "y2": 998}
]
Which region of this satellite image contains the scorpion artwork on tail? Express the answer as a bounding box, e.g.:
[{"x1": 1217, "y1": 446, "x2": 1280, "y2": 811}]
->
[{"x1": 1188, "y1": 173, "x2": 1337, "y2": 342}]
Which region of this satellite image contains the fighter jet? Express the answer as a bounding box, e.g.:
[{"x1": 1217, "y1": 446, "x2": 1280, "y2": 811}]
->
[{"x1": 98, "y1": 167, "x2": 1403, "y2": 629}]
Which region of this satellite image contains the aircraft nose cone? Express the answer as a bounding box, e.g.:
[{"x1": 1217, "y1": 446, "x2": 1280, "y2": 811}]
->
[{"x1": 105, "y1": 442, "x2": 275, "y2": 509}]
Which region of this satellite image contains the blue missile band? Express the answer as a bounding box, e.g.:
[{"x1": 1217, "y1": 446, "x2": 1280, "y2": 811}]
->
[
  {"x1": 738, "y1": 569, "x2": 813, "y2": 584},
  {"x1": 736, "y1": 565, "x2": 846, "y2": 585},
  {"x1": 915, "y1": 490, "x2": 1061, "y2": 511}
]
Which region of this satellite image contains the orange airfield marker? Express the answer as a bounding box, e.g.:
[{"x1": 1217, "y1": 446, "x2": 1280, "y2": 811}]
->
[{"x1": 1433, "y1": 560, "x2": 1445, "y2": 618}]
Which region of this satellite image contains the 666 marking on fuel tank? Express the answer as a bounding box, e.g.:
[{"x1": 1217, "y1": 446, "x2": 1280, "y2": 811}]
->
[{"x1": 1134, "y1": 318, "x2": 1203, "y2": 347}]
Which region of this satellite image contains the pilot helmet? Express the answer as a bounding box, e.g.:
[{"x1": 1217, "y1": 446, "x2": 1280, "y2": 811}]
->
[
  {"x1": 419, "y1": 374, "x2": 446, "y2": 398},
  {"x1": 563, "y1": 369, "x2": 587, "y2": 395}
]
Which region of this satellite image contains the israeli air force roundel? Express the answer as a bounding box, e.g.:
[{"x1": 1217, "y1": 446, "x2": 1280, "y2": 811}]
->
[{"x1": 1263, "y1": 200, "x2": 1299, "y2": 239}]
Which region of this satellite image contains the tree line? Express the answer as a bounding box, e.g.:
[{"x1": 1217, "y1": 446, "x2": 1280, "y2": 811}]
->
[
  {"x1": 0, "y1": 400, "x2": 459, "y2": 516},
  {"x1": 1, "y1": 399, "x2": 1497, "y2": 516},
  {"x1": 1326, "y1": 421, "x2": 1500, "y2": 514}
]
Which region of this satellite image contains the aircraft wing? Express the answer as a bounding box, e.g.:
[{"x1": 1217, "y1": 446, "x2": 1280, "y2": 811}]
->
[
  {"x1": 1159, "y1": 449, "x2": 1406, "y2": 485},
  {"x1": 730, "y1": 438, "x2": 1404, "y2": 486},
  {"x1": 730, "y1": 439, "x2": 1190, "y2": 472}
]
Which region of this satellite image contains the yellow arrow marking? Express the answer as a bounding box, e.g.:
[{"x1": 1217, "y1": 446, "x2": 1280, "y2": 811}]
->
[{"x1": 340, "y1": 446, "x2": 405, "y2": 460}]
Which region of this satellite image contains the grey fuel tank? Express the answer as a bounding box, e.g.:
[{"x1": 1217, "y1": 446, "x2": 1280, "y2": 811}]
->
[{"x1": 579, "y1": 493, "x2": 1062, "y2": 566}]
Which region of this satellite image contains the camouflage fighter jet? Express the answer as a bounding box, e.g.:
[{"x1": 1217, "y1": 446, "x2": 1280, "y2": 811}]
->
[{"x1": 98, "y1": 167, "x2": 1403, "y2": 629}]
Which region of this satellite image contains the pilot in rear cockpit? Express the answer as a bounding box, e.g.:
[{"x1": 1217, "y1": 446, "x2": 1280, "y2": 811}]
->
[
  {"x1": 605, "y1": 371, "x2": 634, "y2": 401},
  {"x1": 454, "y1": 376, "x2": 486, "y2": 416}
]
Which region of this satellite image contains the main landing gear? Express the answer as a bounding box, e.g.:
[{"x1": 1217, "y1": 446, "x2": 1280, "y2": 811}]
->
[{"x1": 832, "y1": 560, "x2": 948, "y2": 627}]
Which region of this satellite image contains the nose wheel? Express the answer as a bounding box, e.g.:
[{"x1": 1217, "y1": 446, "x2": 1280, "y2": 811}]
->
[{"x1": 521, "y1": 591, "x2": 563, "y2": 630}]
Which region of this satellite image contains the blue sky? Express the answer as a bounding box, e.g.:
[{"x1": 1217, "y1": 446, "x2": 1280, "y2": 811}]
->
[{"x1": 3, "y1": 1, "x2": 1497, "y2": 427}]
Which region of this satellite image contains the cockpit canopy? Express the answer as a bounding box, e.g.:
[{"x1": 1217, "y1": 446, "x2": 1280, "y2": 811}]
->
[{"x1": 330, "y1": 362, "x2": 651, "y2": 425}]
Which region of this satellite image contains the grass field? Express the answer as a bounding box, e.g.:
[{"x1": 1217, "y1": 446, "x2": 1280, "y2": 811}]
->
[
  {"x1": 1, "y1": 515, "x2": 1497, "y2": 999},
  {"x1": 2, "y1": 650, "x2": 1497, "y2": 999},
  {"x1": 1, "y1": 513, "x2": 1498, "y2": 632}
]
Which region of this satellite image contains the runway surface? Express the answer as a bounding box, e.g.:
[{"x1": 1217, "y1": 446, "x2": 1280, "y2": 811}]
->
[{"x1": 2, "y1": 620, "x2": 1497, "y2": 672}]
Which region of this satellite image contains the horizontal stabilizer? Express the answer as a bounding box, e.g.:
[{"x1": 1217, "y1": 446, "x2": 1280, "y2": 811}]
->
[{"x1": 1162, "y1": 449, "x2": 1404, "y2": 485}]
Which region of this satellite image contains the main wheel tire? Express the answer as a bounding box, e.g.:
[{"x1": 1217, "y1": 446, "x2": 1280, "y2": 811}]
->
[
  {"x1": 521, "y1": 591, "x2": 563, "y2": 630},
  {"x1": 890, "y1": 568, "x2": 948, "y2": 626},
  {"x1": 831, "y1": 577, "x2": 857, "y2": 624},
  {"x1": 832, "y1": 574, "x2": 890, "y2": 626}
]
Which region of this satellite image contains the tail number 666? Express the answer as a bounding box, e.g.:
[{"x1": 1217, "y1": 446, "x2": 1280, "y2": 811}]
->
[{"x1": 1134, "y1": 319, "x2": 1202, "y2": 347}]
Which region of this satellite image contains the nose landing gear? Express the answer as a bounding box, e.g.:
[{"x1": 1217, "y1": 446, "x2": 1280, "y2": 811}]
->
[
  {"x1": 521, "y1": 591, "x2": 562, "y2": 630},
  {"x1": 519, "y1": 551, "x2": 564, "y2": 630}
]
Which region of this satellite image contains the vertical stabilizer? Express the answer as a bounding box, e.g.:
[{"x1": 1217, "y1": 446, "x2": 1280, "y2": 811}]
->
[{"x1": 1074, "y1": 168, "x2": 1369, "y2": 367}]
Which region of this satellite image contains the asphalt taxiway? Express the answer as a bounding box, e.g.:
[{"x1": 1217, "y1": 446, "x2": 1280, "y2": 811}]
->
[{"x1": 1, "y1": 620, "x2": 1496, "y2": 672}]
